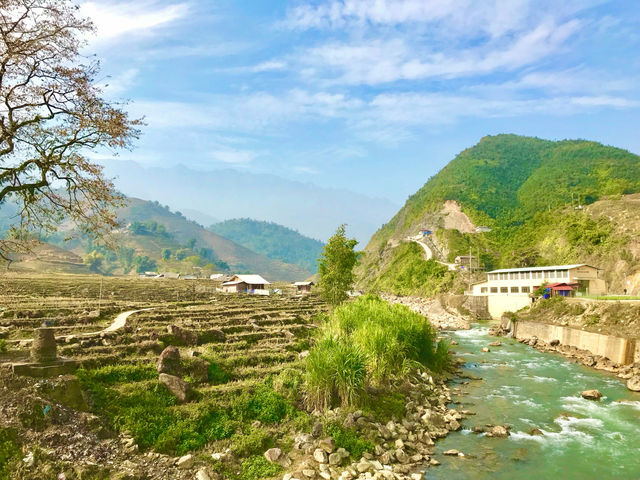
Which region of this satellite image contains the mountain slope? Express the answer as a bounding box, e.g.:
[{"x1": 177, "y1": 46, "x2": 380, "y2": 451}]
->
[
  {"x1": 209, "y1": 218, "x2": 324, "y2": 273},
  {"x1": 102, "y1": 161, "x2": 398, "y2": 243},
  {"x1": 360, "y1": 134, "x2": 640, "y2": 294},
  {"x1": 114, "y1": 198, "x2": 311, "y2": 281}
]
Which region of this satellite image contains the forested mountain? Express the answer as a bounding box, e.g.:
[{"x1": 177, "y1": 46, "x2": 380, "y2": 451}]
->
[
  {"x1": 359, "y1": 135, "x2": 640, "y2": 295},
  {"x1": 209, "y1": 218, "x2": 324, "y2": 273}
]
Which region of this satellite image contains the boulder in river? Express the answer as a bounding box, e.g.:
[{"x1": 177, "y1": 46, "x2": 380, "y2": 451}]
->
[
  {"x1": 581, "y1": 389, "x2": 602, "y2": 400},
  {"x1": 488, "y1": 425, "x2": 509, "y2": 437},
  {"x1": 489, "y1": 341, "x2": 502, "y2": 347},
  {"x1": 443, "y1": 449, "x2": 461, "y2": 456},
  {"x1": 530, "y1": 428, "x2": 544, "y2": 436},
  {"x1": 626, "y1": 375, "x2": 640, "y2": 392},
  {"x1": 481, "y1": 347, "x2": 490, "y2": 352}
]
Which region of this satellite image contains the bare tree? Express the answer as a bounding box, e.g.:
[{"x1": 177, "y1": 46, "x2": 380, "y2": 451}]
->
[{"x1": 0, "y1": 0, "x2": 142, "y2": 263}]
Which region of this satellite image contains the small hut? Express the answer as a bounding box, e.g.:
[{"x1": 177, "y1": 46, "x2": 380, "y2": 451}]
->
[
  {"x1": 221, "y1": 274, "x2": 271, "y2": 294},
  {"x1": 293, "y1": 281, "x2": 314, "y2": 294}
]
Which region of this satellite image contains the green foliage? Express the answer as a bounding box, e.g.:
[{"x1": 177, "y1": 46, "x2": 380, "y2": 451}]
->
[
  {"x1": 0, "y1": 339, "x2": 6, "y2": 353},
  {"x1": 161, "y1": 248, "x2": 172, "y2": 260},
  {"x1": 231, "y1": 428, "x2": 273, "y2": 457},
  {"x1": 77, "y1": 364, "x2": 157, "y2": 384},
  {"x1": 369, "y1": 243, "x2": 455, "y2": 296},
  {"x1": 206, "y1": 362, "x2": 231, "y2": 385},
  {"x1": 133, "y1": 255, "x2": 157, "y2": 273},
  {"x1": 83, "y1": 250, "x2": 104, "y2": 272},
  {"x1": 362, "y1": 391, "x2": 406, "y2": 423},
  {"x1": 232, "y1": 382, "x2": 292, "y2": 424},
  {"x1": 272, "y1": 368, "x2": 304, "y2": 401},
  {"x1": 305, "y1": 296, "x2": 449, "y2": 410},
  {"x1": 0, "y1": 428, "x2": 20, "y2": 480},
  {"x1": 324, "y1": 422, "x2": 374, "y2": 459},
  {"x1": 130, "y1": 220, "x2": 169, "y2": 237},
  {"x1": 117, "y1": 246, "x2": 135, "y2": 273},
  {"x1": 318, "y1": 224, "x2": 359, "y2": 306},
  {"x1": 239, "y1": 455, "x2": 283, "y2": 480},
  {"x1": 209, "y1": 218, "x2": 324, "y2": 273}
]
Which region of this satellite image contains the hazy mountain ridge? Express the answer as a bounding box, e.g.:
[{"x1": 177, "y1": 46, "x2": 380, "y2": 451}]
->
[{"x1": 102, "y1": 160, "x2": 399, "y2": 243}]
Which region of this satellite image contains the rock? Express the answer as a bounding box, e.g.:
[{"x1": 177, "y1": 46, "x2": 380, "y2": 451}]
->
[
  {"x1": 550, "y1": 339, "x2": 560, "y2": 346},
  {"x1": 394, "y1": 449, "x2": 409, "y2": 464},
  {"x1": 443, "y1": 449, "x2": 460, "y2": 456},
  {"x1": 198, "y1": 328, "x2": 227, "y2": 344},
  {"x1": 489, "y1": 341, "x2": 501, "y2": 347},
  {"x1": 489, "y1": 425, "x2": 509, "y2": 437},
  {"x1": 394, "y1": 439, "x2": 404, "y2": 449},
  {"x1": 355, "y1": 460, "x2": 372, "y2": 473},
  {"x1": 302, "y1": 469, "x2": 316, "y2": 478},
  {"x1": 313, "y1": 448, "x2": 328, "y2": 464},
  {"x1": 298, "y1": 350, "x2": 310, "y2": 360},
  {"x1": 627, "y1": 376, "x2": 640, "y2": 392},
  {"x1": 157, "y1": 346, "x2": 181, "y2": 375},
  {"x1": 530, "y1": 428, "x2": 544, "y2": 436},
  {"x1": 196, "y1": 468, "x2": 212, "y2": 480},
  {"x1": 481, "y1": 347, "x2": 490, "y2": 352},
  {"x1": 328, "y1": 452, "x2": 343, "y2": 466},
  {"x1": 167, "y1": 325, "x2": 199, "y2": 346},
  {"x1": 318, "y1": 437, "x2": 335, "y2": 454},
  {"x1": 311, "y1": 422, "x2": 323, "y2": 438},
  {"x1": 159, "y1": 373, "x2": 193, "y2": 403},
  {"x1": 176, "y1": 454, "x2": 193, "y2": 469},
  {"x1": 343, "y1": 413, "x2": 356, "y2": 429},
  {"x1": 264, "y1": 448, "x2": 282, "y2": 463},
  {"x1": 448, "y1": 419, "x2": 461, "y2": 431},
  {"x1": 211, "y1": 452, "x2": 228, "y2": 462},
  {"x1": 430, "y1": 459, "x2": 441, "y2": 466},
  {"x1": 411, "y1": 474, "x2": 423, "y2": 480},
  {"x1": 581, "y1": 389, "x2": 602, "y2": 400}
]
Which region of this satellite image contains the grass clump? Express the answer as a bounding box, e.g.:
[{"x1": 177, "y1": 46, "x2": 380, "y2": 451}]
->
[
  {"x1": 239, "y1": 455, "x2": 283, "y2": 480},
  {"x1": 232, "y1": 382, "x2": 292, "y2": 424},
  {"x1": 0, "y1": 340, "x2": 7, "y2": 354},
  {"x1": 77, "y1": 364, "x2": 157, "y2": 384},
  {"x1": 0, "y1": 428, "x2": 21, "y2": 480},
  {"x1": 324, "y1": 422, "x2": 374, "y2": 459},
  {"x1": 305, "y1": 295, "x2": 450, "y2": 409},
  {"x1": 230, "y1": 428, "x2": 273, "y2": 457}
]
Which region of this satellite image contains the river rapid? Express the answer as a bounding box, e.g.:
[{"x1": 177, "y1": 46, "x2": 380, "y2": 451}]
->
[{"x1": 428, "y1": 325, "x2": 640, "y2": 479}]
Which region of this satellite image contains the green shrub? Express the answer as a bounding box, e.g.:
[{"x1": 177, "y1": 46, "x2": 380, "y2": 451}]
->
[
  {"x1": 232, "y1": 383, "x2": 292, "y2": 424},
  {"x1": 239, "y1": 455, "x2": 282, "y2": 480},
  {"x1": 0, "y1": 428, "x2": 20, "y2": 480},
  {"x1": 324, "y1": 422, "x2": 374, "y2": 459},
  {"x1": 273, "y1": 368, "x2": 303, "y2": 401},
  {"x1": 0, "y1": 339, "x2": 7, "y2": 354},
  {"x1": 207, "y1": 362, "x2": 231, "y2": 384},
  {"x1": 231, "y1": 428, "x2": 273, "y2": 457},
  {"x1": 363, "y1": 391, "x2": 406, "y2": 422}
]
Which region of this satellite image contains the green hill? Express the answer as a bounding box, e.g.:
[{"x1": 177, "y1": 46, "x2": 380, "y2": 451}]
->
[
  {"x1": 209, "y1": 218, "x2": 324, "y2": 273},
  {"x1": 359, "y1": 134, "x2": 640, "y2": 295}
]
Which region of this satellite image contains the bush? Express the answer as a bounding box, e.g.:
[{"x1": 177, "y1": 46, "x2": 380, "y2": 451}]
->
[
  {"x1": 273, "y1": 368, "x2": 303, "y2": 401},
  {"x1": 0, "y1": 339, "x2": 7, "y2": 354},
  {"x1": 324, "y1": 422, "x2": 374, "y2": 459},
  {"x1": 239, "y1": 455, "x2": 282, "y2": 480},
  {"x1": 232, "y1": 382, "x2": 292, "y2": 424},
  {"x1": 0, "y1": 428, "x2": 20, "y2": 480},
  {"x1": 231, "y1": 428, "x2": 273, "y2": 457}
]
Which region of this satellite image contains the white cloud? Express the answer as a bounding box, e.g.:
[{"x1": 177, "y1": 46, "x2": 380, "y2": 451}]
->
[
  {"x1": 252, "y1": 61, "x2": 288, "y2": 72},
  {"x1": 80, "y1": 1, "x2": 189, "y2": 43}
]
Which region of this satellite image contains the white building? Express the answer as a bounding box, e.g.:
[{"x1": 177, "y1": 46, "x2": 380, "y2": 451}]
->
[
  {"x1": 221, "y1": 274, "x2": 271, "y2": 295},
  {"x1": 470, "y1": 264, "x2": 606, "y2": 318}
]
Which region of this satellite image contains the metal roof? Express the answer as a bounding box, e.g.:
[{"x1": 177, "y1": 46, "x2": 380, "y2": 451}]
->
[
  {"x1": 293, "y1": 281, "x2": 314, "y2": 286},
  {"x1": 488, "y1": 264, "x2": 597, "y2": 274},
  {"x1": 223, "y1": 274, "x2": 270, "y2": 285}
]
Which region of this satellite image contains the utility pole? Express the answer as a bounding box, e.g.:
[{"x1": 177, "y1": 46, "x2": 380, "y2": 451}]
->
[
  {"x1": 98, "y1": 276, "x2": 103, "y2": 315},
  {"x1": 468, "y1": 245, "x2": 472, "y2": 293}
]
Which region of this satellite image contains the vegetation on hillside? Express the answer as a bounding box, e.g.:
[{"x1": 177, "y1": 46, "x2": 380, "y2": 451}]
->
[
  {"x1": 209, "y1": 218, "x2": 324, "y2": 273},
  {"x1": 361, "y1": 135, "x2": 640, "y2": 295},
  {"x1": 305, "y1": 295, "x2": 450, "y2": 410}
]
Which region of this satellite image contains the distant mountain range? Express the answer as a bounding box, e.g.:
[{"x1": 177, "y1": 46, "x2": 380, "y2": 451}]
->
[
  {"x1": 209, "y1": 218, "x2": 324, "y2": 273},
  {"x1": 102, "y1": 160, "x2": 398, "y2": 244}
]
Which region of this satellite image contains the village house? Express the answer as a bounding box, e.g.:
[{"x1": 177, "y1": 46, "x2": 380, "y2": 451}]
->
[
  {"x1": 293, "y1": 281, "x2": 314, "y2": 293},
  {"x1": 221, "y1": 274, "x2": 271, "y2": 295},
  {"x1": 470, "y1": 264, "x2": 606, "y2": 318}
]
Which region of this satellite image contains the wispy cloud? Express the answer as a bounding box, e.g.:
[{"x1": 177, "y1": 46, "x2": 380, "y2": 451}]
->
[{"x1": 80, "y1": 1, "x2": 189, "y2": 43}]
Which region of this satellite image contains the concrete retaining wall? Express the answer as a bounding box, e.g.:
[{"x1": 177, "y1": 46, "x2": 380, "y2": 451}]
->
[
  {"x1": 487, "y1": 295, "x2": 531, "y2": 319},
  {"x1": 463, "y1": 295, "x2": 490, "y2": 318},
  {"x1": 514, "y1": 320, "x2": 636, "y2": 365}
]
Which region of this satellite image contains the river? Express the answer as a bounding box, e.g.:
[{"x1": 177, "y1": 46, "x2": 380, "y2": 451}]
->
[{"x1": 428, "y1": 325, "x2": 640, "y2": 479}]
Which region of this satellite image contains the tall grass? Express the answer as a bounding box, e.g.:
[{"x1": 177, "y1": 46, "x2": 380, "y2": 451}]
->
[{"x1": 305, "y1": 295, "x2": 450, "y2": 410}]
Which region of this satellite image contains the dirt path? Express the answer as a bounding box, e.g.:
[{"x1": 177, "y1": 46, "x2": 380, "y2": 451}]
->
[{"x1": 8, "y1": 308, "x2": 155, "y2": 344}]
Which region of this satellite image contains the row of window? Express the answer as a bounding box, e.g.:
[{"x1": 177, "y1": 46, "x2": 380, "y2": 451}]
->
[
  {"x1": 487, "y1": 270, "x2": 569, "y2": 281},
  {"x1": 480, "y1": 286, "x2": 533, "y2": 294}
]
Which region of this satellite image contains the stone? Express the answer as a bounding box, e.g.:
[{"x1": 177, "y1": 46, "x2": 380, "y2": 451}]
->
[
  {"x1": 530, "y1": 428, "x2": 544, "y2": 436},
  {"x1": 313, "y1": 448, "x2": 328, "y2": 464},
  {"x1": 318, "y1": 437, "x2": 335, "y2": 454},
  {"x1": 298, "y1": 350, "x2": 310, "y2": 360},
  {"x1": 159, "y1": 373, "x2": 193, "y2": 403},
  {"x1": 176, "y1": 454, "x2": 193, "y2": 469},
  {"x1": 196, "y1": 468, "x2": 212, "y2": 480},
  {"x1": 410, "y1": 474, "x2": 423, "y2": 480},
  {"x1": 356, "y1": 460, "x2": 372, "y2": 473},
  {"x1": 394, "y1": 449, "x2": 409, "y2": 464},
  {"x1": 31, "y1": 328, "x2": 57, "y2": 363},
  {"x1": 581, "y1": 390, "x2": 602, "y2": 400},
  {"x1": 430, "y1": 459, "x2": 440, "y2": 466},
  {"x1": 328, "y1": 452, "x2": 343, "y2": 466},
  {"x1": 167, "y1": 325, "x2": 199, "y2": 346},
  {"x1": 38, "y1": 374, "x2": 89, "y2": 411},
  {"x1": 489, "y1": 425, "x2": 509, "y2": 437},
  {"x1": 443, "y1": 449, "x2": 460, "y2": 456},
  {"x1": 481, "y1": 347, "x2": 490, "y2": 352},
  {"x1": 626, "y1": 376, "x2": 640, "y2": 392},
  {"x1": 489, "y1": 341, "x2": 501, "y2": 347},
  {"x1": 449, "y1": 419, "x2": 461, "y2": 431},
  {"x1": 550, "y1": 339, "x2": 560, "y2": 346},
  {"x1": 157, "y1": 346, "x2": 181, "y2": 375},
  {"x1": 264, "y1": 448, "x2": 282, "y2": 463},
  {"x1": 394, "y1": 439, "x2": 404, "y2": 449},
  {"x1": 302, "y1": 469, "x2": 316, "y2": 478},
  {"x1": 211, "y1": 452, "x2": 228, "y2": 462},
  {"x1": 311, "y1": 422, "x2": 323, "y2": 438},
  {"x1": 343, "y1": 413, "x2": 356, "y2": 429}
]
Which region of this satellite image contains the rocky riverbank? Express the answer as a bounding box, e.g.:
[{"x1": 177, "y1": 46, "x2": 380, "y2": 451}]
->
[
  {"x1": 380, "y1": 295, "x2": 471, "y2": 330},
  {"x1": 489, "y1": 324, "x2": 640, "y2": 392}
]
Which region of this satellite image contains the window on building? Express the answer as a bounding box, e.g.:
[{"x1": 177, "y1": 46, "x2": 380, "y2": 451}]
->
[
  {"x1": 481, "y1": 287, "x2": 488, "y2": 293},
  {"x1": 500, "y1": 273, "x2": 507, "y2": 280},
  {"x1": 490, "y1": 287, "x2": 498, "y2": 293},
  {"x1": 548, "y1": 271, "x2": 555, "y2": 279},
  {"x1": 521, "y1": 286, "x2": 530, "y2": 293},
  {"x1": 524, "y1": 272, "x2": 530, "y2": 279},
  {"x1": 560, "y1": 270, "x2": 568, "y2": 278},
  {"x1": 511, "y1": 286, "x2": 519, "y2": 293},
  {"x1": 500, "y1": 287, "x2": 508, "y2": 293},
  {"x1": 509, "y1": 273, "x2": 516, "y2": 280}
]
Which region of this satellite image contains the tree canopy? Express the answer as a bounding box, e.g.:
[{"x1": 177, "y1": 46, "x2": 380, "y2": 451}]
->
[{"x1": 318, "y1": 225, "x2": 359, "y2": 306}]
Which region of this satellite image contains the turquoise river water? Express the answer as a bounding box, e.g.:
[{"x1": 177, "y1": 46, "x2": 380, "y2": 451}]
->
[{"x1": 428, "y1": 325, "x2": 640, "y2": 479}]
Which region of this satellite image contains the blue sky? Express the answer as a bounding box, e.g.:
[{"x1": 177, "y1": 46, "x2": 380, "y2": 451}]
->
[{"x1": 83, "y1": 0, "x2": 640, "y2": 204}]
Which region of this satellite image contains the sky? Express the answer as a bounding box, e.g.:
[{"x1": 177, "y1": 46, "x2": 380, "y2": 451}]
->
[{"x1": 83, "y1": 0, "x2": 640, "y2": 205}]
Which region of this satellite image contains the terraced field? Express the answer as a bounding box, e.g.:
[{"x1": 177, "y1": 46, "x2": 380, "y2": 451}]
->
[{"x1": 0, "y1": 273, "x2": 329, "y2": 480}]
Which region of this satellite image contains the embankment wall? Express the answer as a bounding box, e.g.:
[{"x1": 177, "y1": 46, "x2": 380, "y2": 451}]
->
[{"x1": 513, "y1": 320, "x2": 636, "y2": 365}]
